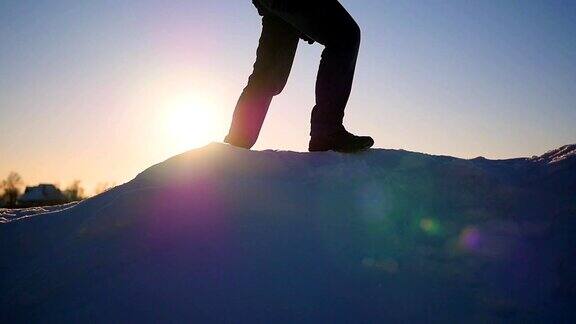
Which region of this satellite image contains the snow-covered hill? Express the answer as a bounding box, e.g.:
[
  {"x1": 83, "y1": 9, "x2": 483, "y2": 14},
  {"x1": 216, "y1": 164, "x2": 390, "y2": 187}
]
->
[{"x1": 1, "y1": 143, "x2": 575, "y2": 323}]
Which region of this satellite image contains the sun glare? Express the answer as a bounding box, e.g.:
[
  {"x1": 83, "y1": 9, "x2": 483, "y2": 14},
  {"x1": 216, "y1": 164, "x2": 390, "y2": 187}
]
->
[{"x1": 163, "y1": 94, "x2": 222, "y2": 152}]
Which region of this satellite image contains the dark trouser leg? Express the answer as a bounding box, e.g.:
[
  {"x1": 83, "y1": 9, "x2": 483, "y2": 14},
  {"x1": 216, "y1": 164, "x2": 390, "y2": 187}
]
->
[
  {"x1": 225, "y1": 14, "x2": 299, "y2": 149},
  {"x1": 262, "y1": 1, "x2": 361, "y2": 137}
]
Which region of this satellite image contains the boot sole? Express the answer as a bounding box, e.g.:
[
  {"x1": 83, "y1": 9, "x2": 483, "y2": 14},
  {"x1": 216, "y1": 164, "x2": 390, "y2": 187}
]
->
[{"x1": 309, "y1": 141, "x2": 374, "y2": 153}]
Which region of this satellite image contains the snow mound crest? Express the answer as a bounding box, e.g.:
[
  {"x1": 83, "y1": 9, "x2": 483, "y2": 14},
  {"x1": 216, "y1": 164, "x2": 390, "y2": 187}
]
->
[{"x1": 1, "y1": 142, "x2": 575, "y2": 322}]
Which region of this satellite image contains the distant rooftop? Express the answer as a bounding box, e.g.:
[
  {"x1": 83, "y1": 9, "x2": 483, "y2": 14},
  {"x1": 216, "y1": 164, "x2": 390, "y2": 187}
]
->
[{"x1": 19, "y1": 184, "x2": 67, "y2": 204}]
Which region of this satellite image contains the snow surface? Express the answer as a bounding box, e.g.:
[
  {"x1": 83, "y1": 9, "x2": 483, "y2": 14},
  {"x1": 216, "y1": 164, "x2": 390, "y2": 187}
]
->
[
  {"x1": 530, "y1": 144, "x2": 576, "y2": 164},
  {"x1": 1, "y1": 143, "x2": 575, "y2": 322},
  {"x1": 0, "y1": 202, "x2": 77, "y2": 224}
]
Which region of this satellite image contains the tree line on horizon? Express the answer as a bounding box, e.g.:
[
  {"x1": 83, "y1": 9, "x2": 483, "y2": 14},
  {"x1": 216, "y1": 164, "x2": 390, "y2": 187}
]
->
[{"x1": 0, "y1": 172, "x2": 113, "y2": 209}]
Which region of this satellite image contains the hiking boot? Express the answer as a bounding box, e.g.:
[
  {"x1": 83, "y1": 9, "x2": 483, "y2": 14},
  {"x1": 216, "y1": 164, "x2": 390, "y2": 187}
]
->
[{"x1": 309, "y1": 129, "x2": 374, "y2": 153}]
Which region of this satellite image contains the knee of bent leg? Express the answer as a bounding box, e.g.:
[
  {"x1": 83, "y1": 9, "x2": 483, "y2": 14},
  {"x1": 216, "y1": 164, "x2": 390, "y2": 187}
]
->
[
  {"x1": 333, "y1": 20, "x2": 361, "y2": 52},
  {"x1": 347, "y1": 21, "x2": 361, "y2": 50}
]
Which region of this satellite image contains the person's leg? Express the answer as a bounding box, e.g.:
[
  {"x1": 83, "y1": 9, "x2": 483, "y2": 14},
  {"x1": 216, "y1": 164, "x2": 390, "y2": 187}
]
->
[
  {"x1": 263, "y1": 0, "x2": 362, "y2": 137},
  {"x1": 225, "y1": 12, "x2": 300, "y2": 149}
]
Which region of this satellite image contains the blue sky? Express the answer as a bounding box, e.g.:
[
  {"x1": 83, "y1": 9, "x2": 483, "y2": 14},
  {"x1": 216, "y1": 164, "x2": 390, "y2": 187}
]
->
[{"x1": 1, "y1": 0, "x2": 575, "y2": 192}]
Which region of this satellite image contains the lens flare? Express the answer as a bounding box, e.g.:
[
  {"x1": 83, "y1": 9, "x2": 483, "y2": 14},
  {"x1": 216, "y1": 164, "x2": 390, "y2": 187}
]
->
[
  {"x1": 459, "y1": 226, "x2": 481, "y2": 251},
  {"x1": 419, "y1": 218, "x2": 442, "y2": 236}
]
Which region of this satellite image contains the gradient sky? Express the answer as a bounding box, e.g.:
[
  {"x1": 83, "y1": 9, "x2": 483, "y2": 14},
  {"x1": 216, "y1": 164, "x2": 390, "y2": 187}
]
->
[{"x1": 1, "y1": 0, "x2": 575, "y2": 194}]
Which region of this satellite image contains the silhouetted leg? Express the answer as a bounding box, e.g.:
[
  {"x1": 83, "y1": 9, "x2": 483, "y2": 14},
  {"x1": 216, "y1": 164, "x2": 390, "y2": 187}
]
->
[
  {"x1": 225, "y1": 13, "x2": 300, "y2": 149},
  {"x1": 258, "y1": 0, "x2": 361, "y2": 137}
]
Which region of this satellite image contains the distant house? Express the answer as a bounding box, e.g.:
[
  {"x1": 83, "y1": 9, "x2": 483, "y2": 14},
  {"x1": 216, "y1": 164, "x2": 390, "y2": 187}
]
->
[{"x1": 18, "y1": 184, "x2": 68, "y2": 207}]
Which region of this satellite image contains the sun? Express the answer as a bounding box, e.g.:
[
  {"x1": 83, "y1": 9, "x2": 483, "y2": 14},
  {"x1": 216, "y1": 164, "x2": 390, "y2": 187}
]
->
[{"x1": 163, "y1": 94, "x2": 222, "y2": 152}]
